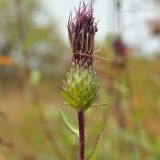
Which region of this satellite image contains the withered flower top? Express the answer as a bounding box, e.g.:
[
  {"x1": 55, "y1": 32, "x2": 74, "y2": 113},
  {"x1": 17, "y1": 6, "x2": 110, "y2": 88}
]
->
[
  {"x1": 67, "y1": 2, "x2": 98, "y2": 67},
  {"x1": 112, "y1": 36, "x2": 126, "y2": 58},
  {"x1": 148, "y1": 19, "x2": 160, "y2": 37},
  {"x1": 112, "y1": 35, "x2": 127, "y2": 68}
]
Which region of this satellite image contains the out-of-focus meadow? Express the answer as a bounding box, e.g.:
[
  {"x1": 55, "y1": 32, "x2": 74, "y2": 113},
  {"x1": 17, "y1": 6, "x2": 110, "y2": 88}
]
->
[{"x1": 0, "y1": 0, "x2": 160, "y2": 159}]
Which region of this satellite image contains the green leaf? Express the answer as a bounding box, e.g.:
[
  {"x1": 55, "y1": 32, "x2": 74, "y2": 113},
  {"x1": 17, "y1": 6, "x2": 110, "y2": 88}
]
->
[
  {"x1": 87, "y1": 128, "x2": 104, "y2": 160},
  {"x1": 29, "y1": 69, "x2": 41, "y2": 87},
  {"x1": 58, "y1": 108, "x2": 79, "y2": 137},
  {"x1": 61, "y1": 90, "x2": 79, "y2": 109}
]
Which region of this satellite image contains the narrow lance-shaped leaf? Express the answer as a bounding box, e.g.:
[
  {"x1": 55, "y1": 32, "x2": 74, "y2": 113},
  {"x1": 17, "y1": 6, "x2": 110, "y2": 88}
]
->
[
  {"x1": 87, "y1": 128, "x2": 104, "y2": 160},
  {"x1": 58, "y1": 108, "x2": 79, "y2": 137}
]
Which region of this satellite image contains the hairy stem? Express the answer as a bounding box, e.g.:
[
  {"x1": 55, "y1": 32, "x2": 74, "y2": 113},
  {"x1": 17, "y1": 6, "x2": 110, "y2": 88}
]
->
[{"x1": 78, "y1": 110, "x2": 85, "y2": 160}]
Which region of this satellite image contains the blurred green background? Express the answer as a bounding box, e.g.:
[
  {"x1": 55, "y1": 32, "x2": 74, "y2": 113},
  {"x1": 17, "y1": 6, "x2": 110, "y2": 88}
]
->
[{"x1": 0, "y1": 0, "x2": 160, "y2": 159}]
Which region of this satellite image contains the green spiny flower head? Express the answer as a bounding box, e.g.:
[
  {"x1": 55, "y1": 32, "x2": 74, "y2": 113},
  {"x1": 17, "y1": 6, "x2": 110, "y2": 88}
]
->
[{"x1": 61, "y1": 66, "x2": 99, "y2": 111}]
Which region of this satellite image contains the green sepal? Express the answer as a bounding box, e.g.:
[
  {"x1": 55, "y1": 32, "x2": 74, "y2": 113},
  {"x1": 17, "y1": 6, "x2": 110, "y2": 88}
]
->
[{"x1": 61, "y1": 90, "x2": 79, "y2": 109}]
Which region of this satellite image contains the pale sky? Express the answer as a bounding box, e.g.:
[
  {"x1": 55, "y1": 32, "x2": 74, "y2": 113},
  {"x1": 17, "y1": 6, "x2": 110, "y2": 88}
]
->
[{"x1": 41, "y1": 0, "x2": 160, "y2": 55}]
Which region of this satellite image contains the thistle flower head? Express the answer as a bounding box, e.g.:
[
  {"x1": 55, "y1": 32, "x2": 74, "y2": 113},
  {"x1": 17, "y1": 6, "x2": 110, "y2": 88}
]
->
[
  {"x1": 61, "y1": 66, "x2": 99, "y2": 111},
  {"x1": 68, "y1": 2, "x2": 98, "y2": 67}
]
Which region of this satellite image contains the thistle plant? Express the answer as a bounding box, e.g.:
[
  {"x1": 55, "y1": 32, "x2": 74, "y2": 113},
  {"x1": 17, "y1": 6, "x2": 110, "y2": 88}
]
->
[{"x1": 60, "y1": 2, "x2": 101, "y2": 160}]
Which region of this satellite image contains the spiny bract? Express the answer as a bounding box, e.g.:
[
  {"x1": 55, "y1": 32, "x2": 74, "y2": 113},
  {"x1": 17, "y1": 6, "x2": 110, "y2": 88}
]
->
[{"x1": 61, "y1": 66, "x2": 99, "y2": 111}]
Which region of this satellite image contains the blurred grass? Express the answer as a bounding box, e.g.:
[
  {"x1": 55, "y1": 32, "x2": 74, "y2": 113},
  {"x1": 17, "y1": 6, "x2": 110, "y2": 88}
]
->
[
  {"x1": 0, "y1": 0, "x2": 160, "y2": 159},
  {"x1": 0, "y1": 54, "x2": 160, "y2": 159}
]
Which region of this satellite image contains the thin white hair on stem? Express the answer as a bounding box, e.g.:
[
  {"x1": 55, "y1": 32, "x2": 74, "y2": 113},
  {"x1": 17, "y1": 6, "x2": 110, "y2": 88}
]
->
[
  {"x1": 72, "y1": 52, "x2": 111, "y2": 62},
  {"x1": 91, "y1": 102, "x2": 112, "y2": 107},
  {"x1": 94, "y1": 55, "x2": 112, "y2": 62}
]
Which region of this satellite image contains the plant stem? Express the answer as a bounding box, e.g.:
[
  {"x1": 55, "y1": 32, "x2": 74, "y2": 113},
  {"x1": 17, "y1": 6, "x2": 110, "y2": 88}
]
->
[
  {"x1": 14, "y1": 0, "x2": 29, "y2": 75},
  {"x1": 78, "y1": 110, "x2": 85, "y2": 160}
]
